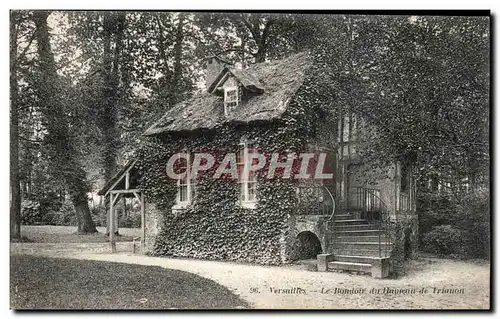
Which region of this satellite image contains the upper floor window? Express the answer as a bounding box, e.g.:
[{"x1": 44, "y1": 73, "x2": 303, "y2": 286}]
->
[
  {"x1": 224, "y1": 87, "x2": 239, "y2": 116},
  {"x1": 401, "y1": 161, "x2": 409, "y2": 193},
  {"x1": 340, "y1": 113, "x2": 363, "y2": 143},
  {"x1": 339, "y1": 112, "x2": 363, "y2": 158}
]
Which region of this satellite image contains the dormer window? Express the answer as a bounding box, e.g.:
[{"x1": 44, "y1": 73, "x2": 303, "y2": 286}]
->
[{"x1": 224, "y1": 87, "x2": 239, "y2": 116}]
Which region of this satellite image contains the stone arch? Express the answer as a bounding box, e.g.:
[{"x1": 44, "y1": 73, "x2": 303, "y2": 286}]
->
[{"x1": 293, "y1": 231, "x2": 323, "y2": 260}]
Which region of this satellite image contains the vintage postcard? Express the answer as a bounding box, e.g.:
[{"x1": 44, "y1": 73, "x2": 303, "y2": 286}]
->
[{"x1": 9, "y1": 10, "x2": 490, "y2": 310}]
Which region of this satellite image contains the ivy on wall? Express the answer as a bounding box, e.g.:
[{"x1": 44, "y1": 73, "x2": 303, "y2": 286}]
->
[
  {"x1": 389, "y1": 215, "x2": 419, "y2": 275},
  {"x1": 135, "y1": 67, "x2": 339, "y2": 264},
  {"x1": 136, "y1": 122, "x2": 304, "y2": 264}
]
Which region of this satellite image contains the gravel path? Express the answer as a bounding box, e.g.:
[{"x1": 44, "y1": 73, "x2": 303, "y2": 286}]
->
[{"x1": 11, "y1": 242, "x2": 490, "y2": 310}]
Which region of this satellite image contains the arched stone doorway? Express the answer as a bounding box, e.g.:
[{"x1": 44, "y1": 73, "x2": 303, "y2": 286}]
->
[{"x1": 293, "y1": 231, "x2": 323, "y2": 260}]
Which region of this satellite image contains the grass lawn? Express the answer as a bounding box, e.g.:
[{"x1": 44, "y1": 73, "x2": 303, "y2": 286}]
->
[
  {"x1": 10, "y1": 255, "x2": 249, "y2": 309},
  {"x1": 17, "y1": 225, "x2": 141, "y2": 243}
]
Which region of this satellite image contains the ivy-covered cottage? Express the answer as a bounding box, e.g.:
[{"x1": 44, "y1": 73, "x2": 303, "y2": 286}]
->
[{"x1": 104, "y1": 52, "x2": 418, "y2": 278}]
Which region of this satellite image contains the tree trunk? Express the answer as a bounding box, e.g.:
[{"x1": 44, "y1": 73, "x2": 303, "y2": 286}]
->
[
  {"x1": 102, "y1": 12, "x2": 119, "y2": 183},
  {"x1": 101, "y1": 13, "x2": 126, "y2": 236},
  {"x1": 240, "y1": 36, "x2": 246, "y2": 68},
  {"x1": 238, "y1": 16, "x2": 272, "y2": 63},
  {"x1": 73, "y1": 191, "x2": 97, "y2": 233},
  {"x1": 105, "y1": 194, "x2": 119, "y2": 236},
  {"x1": 171, "y1": 13, "x2": 185, "y2": 106},
  {"x1": 33, "y1": 11, "x2": 97, "y2": 233},
  {"x1": 254, "y1": 50, "x2": 266, "y2": 63},
  {"x1": 254, "y1": 21, "x2": 271, "y2": 63},
  {"x1": 10, "y1": 12, "x2": 21, "y2": 240},
  {"x1": 156, "y1": 15, "x2": 172, "y2": 106}
]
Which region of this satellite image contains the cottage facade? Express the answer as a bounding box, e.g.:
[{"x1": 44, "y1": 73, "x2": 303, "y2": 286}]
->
[{"x1": 135, "y1": 52, "x2": 418, "y2": 277}]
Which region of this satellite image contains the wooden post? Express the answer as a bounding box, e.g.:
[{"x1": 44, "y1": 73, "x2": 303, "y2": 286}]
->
[
  {"x1": 105, "y1": 194, "x2": 110, "y2": 235},
  {"x1": 111, "y1": 192, "x2": 121, "y2": 236},
  {"x1": 107, "y1": 193, "x2": 111, "y2": 234},
  {"x1": 141, "y1": 192, "x2": 145, "y2": 253},
  {"x1": 115, "y1": 201, "x2": 119, "y2": 236},
  {"x1": 109, "y1": 193, "x2": 116, "y2": 253},
  {"x1": 122, "y1": 196, "x2": 127, "y2": 219}
]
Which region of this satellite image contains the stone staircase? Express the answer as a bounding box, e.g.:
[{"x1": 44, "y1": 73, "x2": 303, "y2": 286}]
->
[{"x1": 319, "y1": 211, "x2": 392, "y2": 278}]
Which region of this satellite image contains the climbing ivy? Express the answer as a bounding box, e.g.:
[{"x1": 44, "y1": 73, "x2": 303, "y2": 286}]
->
[
  {"x1": 135, "y1": 64, "x2": 338, "y2": 264},
  {"x1": 136, "y1": 123, "x2": 300, "y2": 264}
]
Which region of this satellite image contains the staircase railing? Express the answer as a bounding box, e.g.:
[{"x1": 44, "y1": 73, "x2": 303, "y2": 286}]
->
[
  {"x1": 400, "y1": 193, "x2": 410, "y2": 211},
  {"x1": 348, "y1": 187, "x2": 392, "y2": 258},
  {"x1": 323, "y1": 186, "x2": 336, "y2": 254},
  {"x1": 324, "y1": 186, "x2": 336, "y2": 221},
  {"x1": 296, "y1": 185, "x2": 335, "y2": 216}
]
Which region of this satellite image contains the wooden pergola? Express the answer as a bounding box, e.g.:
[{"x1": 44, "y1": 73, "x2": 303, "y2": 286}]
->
[{"x1": 97, "y1": 160, "x2": 146, "y2": 253}]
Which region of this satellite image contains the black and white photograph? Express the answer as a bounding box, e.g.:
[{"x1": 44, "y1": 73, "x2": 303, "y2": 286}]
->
[{"x1": 8, "y1": 9, "x2": 490, "y2": 310}]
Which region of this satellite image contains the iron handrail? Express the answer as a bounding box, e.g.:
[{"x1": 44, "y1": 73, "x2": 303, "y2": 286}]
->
[
  {"x1": 296, "y1": 185, "x2": 335, "y2": 217},
  {"x1": 324, "y1": 186, "x2": 336, "y2": 221},
  {"x1": 358, "y1": 187, "x2": 392, "y2": 258}
]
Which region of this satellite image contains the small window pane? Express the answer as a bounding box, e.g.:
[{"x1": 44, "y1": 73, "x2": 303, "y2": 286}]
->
[
  {"x1": 226, "y1": 90, "x2": 237, "y2": 101},
  {"x1": 342, "y1": 115, "x2": 350, "y2": 142},
  {"x1": 224, "y1": 88, "x2": 239, "y2": 116},
  {"x1": 176, "y1": 153, "x2": 191, "y2": 205},
  {"x1": 236, "y1": 147, "x2": 244, "y2": 165},
  {"x1": 179, "y1": 185, "x2": 188, "y2": 202},
  {"x1": 248, "y1": 181, "x2": 256, "y2": 201}
]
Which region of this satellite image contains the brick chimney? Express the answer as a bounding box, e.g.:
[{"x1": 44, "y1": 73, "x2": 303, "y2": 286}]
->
[{"x1": 205, "y1": 56, "x2": 230, "y2": 90}]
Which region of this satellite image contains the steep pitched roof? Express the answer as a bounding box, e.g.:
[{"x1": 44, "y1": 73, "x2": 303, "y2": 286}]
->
[
  {"x1": 97, "y1": 160, "x2": 137, "y2": 196},
  {"x1": 208, "y1": 67, "x2": 265, "y2": 94},
  {"x1": 143, "y1": 52, "x2": 312, "y2": 136}
]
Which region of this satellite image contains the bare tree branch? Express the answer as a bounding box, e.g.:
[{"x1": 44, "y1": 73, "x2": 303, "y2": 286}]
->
[{"x1": 15, "y1": 30, "x2": 37, "y2": 64}]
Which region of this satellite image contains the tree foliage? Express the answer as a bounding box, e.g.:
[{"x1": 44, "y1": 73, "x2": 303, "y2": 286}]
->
[{"x1": 10, "y1": 12, "x2": 489, "y2": 244}]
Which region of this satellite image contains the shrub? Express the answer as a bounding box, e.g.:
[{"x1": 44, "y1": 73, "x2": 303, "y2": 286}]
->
[
  {"x1": 91, "y1": 205, "x2": 106, "y2": 227},
  {"x1": 119, "y1": 210, "x2": 142, "y2": 228},
  {"x1": 21, "y1": 200, "x2": 42, "y2": 225},
  {"x1": 421, "y1": 225, "x2": 465, "y2": 257},
  {"x1": 21, "y1": 197, "x2": 64, "y2": 225},
  {"x1": 89, "y1": 203, "x2": 143, "y2": 229},
  {"x1": 417, "y1": 192, "x2": 457, "y2": 238},
  {"x1": 455, "y1": 188, "x2": 490, "y2": 259},
  {"x1": 418, "y1": 186, "x2": 490, "y2": 259},
  {"x1": 22, "y1": 197, "x2": 78, "y2": 226},
  {"x1": 52, "y1": 199, "x2": 77, "y2": 226}
]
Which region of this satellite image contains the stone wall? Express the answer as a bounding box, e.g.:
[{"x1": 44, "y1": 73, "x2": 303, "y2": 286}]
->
[
  {"x1": 282, "y1": 214, "x2": 328, "y2": 262},
  {"x1": 144, "y1": 202, "x2": 163, "y2": 254}
]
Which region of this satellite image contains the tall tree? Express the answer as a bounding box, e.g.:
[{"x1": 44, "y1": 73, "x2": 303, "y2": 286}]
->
[
  {"x1": 10, "y1": 11, "x2": 22, "y2": 239},
  {"x1": 33, "y1": 11, "x2": 97, "y2": 233},
  {"x1": 170, "y1": 12, "x2": 186, "y2": 105},
  {"x1": 290, "y1": 15, "x2": 489, "y2": 188},
  {"x1": 352, "y1": 16, "x2": 490, "y2": 185},
  {"x1": 101, "y1": 12, "x2": 126, "y2": 182},
  {"x1": 195, "y1": 13, "x2": 278, "y2": 64}
]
